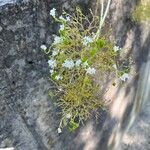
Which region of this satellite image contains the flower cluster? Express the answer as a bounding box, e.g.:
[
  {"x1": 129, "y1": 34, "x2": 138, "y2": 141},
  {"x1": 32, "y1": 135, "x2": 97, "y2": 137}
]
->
[
  {"x1": 52, "y1": 49, "x2": 59, "y2": 56},
  {"x1": 61, "y1": 59, "x2": 96, "y2": 74},
  {"x1": 59, "y1": 15, "x2": 70, "y2": 22},
  {"x1": 86, "y1": 67, "x2": 96, "y2": 75},
  {"x1": 55, "y1": 75, "x2": 63, "y2": 80},
  {"x1": 113, "y1": 45, "x2": 121, "y2": 52},
  {"x1": 120, "y1": 73, "x2": 129, "y2": 81},
  {"x1": 75, "y1": 59, "x2": 82, "y2": 67},
  {"x1": 62, "y1": 59, "x2": 74, "y2": 69},
  {"x1": 48, "y1": 59, "x2": 56, "y2": 68},
  {"x1": 53, "y1": 36, "x2": 63, "y2": 45},
  {"x1": 47, "y1": 57, "x2": 96, "y2": 77},
  {"x1": 82, "y1": 36, "x2": 93, "y2": 46},
  {"x1": 40, "y1": 45, "x2": 47, "y2": 51},
  {"x1": 50, "y1": 8, "x2": 56, "y2": 18}
]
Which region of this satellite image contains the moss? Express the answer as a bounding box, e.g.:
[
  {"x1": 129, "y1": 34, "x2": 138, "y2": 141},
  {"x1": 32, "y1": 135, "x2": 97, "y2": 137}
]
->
[{"x1": 132, "y1": 1, "x2": 150, "y2": 22}]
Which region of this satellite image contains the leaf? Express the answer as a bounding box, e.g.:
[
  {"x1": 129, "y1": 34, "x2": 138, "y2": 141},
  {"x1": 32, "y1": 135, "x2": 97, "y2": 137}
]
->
[
  {"x1": 89, "y1": 47, "x2": 98, "y2": 56},
  {"x1": 81, "y1": 57, "x2": 88, "y2": 62},
  {"x1": 68, "y1": 120, "x2": 79, "y2": 132},
  {"x1": 96, "y1": 39, "x2": 106, "y2": 49},
  {"x1": 51, "y1": 72, "x2": 57, "y2": 80}
]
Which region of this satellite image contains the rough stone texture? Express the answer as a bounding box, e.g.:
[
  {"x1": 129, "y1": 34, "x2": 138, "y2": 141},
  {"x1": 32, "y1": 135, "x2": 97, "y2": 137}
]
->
[
  {"x1": 0, "y1": 1, "x2": 58, "y2": 150},
  {"x1": 120, "y1": 20, "x2": 150, "y2": 149},
  {"x1": 0, "y1": 0, "x2": 150, "y2": 150},
  {"x1": 110, "y1": 0, "x2": 150, "y2": 150}
]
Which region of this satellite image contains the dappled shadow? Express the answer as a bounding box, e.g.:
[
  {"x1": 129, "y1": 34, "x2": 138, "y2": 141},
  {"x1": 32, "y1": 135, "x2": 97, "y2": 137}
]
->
[
  {"x1": 93, "y1": 0, "x2": 150, "y2": 149},
  {"x1": 50, "y1": 0, "x2": 150, "y2": 150},
  {"x1": 0, "y1": 0, "x2": 149, "y2": 150}
]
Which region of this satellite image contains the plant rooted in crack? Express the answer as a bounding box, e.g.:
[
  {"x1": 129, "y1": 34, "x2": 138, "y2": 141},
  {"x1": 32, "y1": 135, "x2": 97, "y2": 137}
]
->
[{"x1": 41, "y1": 0, "x2": 130, "y2": 132}]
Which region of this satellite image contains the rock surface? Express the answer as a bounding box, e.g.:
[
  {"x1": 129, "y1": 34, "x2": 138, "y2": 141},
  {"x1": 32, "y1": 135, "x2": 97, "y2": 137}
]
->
[
  {"x1": 0, "y1": 0, "x2": 150, "y2": 150},
  {"x1": 0, "y1": 1, "x2": 57, "y2": 150},
  {"x1": 0, "y1": 0, "x2": 16, "y2": 6},
  {"x1": 110, "y1": 0, "x2": 150, "y2": 150}
]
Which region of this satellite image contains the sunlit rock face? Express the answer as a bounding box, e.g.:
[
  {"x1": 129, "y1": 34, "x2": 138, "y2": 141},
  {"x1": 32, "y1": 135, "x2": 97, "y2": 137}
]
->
[
  {"x1": 0, "y1": 0, "x2": 150, "y2": 150},
  {"x1": 0, "y1": 0, "x2": 16, "y2": 6},
  {"x1": 109, "y1": 0, "x2": 150, "y2": 150}
]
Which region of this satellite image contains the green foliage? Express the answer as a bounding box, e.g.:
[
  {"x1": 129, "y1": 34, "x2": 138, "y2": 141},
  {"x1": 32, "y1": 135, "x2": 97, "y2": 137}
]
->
[
  {"x1": 132, "y1": 1, "x2": 150, "y2": 22},
  {"x1": 68, "y1": 120, "x2": 79, "y2": 132},
  {"x1": 44, "y1": 7, "x2": 128, "y2": 131}
]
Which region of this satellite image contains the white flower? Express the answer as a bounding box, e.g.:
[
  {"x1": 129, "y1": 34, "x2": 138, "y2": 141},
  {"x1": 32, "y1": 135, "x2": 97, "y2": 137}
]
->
[
  {"x1": 59, "y1": 15, "x2": 70, "y2": 22},
  {"x1": 113, "y1": 64, "x2": 117, "y2": 70},
  {"x1": 60, "y1": 24, "x2": 65, "y2": 31},
  {"x1": 113, "y1": 46, "x2": 121, "y2": 52},
  {"x1": 2, "y1": 148, "x2": 14, "y2": 150},
  {"x1": 66, "y1": 113, "x2": 71, "y2": 119},
  {"x1": 50, "y1": 69, "x2": 54, "y2": 74},
  {"x1": 50, "y1": 8, "x2": 56, "y2": 18},
  {"x1": 55, "y1": 75, "x2": 63, "y2": 80},
  {"x1": 82, "y1": 36, "x2": 93, "y2": 46},
  {"x1": 75, "y1": 59, "x2": 82, "y2": 67},
  {"x1": 62, "y1": 59, "x2": 74, "y2": 69},
  {"x1": 120, "y1": 73, "x2": 129, "y2": 81},
  {"x1": 66, "y1": 16, "x2": 70, "y2": 21},
  {"x1": 86, "y1": 67, "x2": 96, "y2": 75},
  {"x1": 60, "y1": 51, "x2": 64, "y2": 54},
  {"x1": 48, "y1": 59, "x2": 56, "y2": 68},
  {"x1": 82, "y1": 61, "x2": 89, "y2": 67},
  {"x1": 57, "y1": 128, "x2": 62, "y2": 134},
  {"x1": 53, "y1": 36, "x2": 63, "y2": 45},
  {"x1": 40, "y1": 45, "x2": 47, "y2": 51},
  {"x1": 59, "y1": 88, "x2": 63, "y2": 91},
  {"x1": 59, "y1": 15, "x2": 66, "y2": 21},
  {"x1": 52, "y1": 49, "x2": 59, "y2": 56}
]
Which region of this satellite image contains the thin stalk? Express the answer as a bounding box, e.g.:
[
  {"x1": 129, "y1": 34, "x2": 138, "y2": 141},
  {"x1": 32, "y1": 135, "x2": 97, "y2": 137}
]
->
[
  {"x1": 94, "y1": 0, "x2": 112, "y2": 39},
  {"x1": 100, "y1": 0, "x2": 104, "y2": 19}
]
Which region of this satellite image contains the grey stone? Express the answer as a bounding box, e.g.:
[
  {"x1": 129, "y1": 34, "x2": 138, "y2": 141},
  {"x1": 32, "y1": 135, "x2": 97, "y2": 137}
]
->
[
  {"x1": 0, "y1": 0, "x2": 16, "y2": 7},
  {"x1": 0, "y1": 26, "x2": 2, "y2": 32}
]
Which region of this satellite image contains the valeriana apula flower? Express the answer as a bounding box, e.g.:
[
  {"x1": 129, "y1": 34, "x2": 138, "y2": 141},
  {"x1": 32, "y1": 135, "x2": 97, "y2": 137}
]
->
[
  {"x1": 55, "y1": 75, "x2": 63, "y2": 80},
  {"x1": 62, "y1": 59, "x2": 74, "y2": 69},
  {"x1": 50, "y1": 69, "x2": 54, "y2": 74},
  {"x1": 112, "y1": 64, "x2": 117, "y2": 70},
  {"x1": 59, "y1": 24, "x2": 65, "y2": 31},
  {"x1": 50, "y1": 8, "x2": 56, "y2": 18},
  {"x1": 59, "y1": 15, "x2": 66, "y2": 21},
  {"x1": 57, "y1": 128, "x2": 62, "y2": 134},
  {"x1": 86, "y1": 67, "x2": 96, "y2": 75},
  {"x1": 82, "y1": 36, "x2": 93, "y2": 46},
  {"x1": 52, "y1": 49, "x2": 59, "y2": 56},
  {"x1": 59, "y1": 88, "x2": 63, "y2": 91},
  {"x1": 59, "y1": 15, "x2": 70, "y2": 22},
  {"x1": 48, "y1": 59, "x2": 56, "y2": 68},
  {"x1": 53, "y1": 36, "x2": 63, "y2": 45},
  {"x1": 82, "y1": 61, "x2": 89, "y2": 67},
  {"x1": 113, "y1": 45, "x2": 121, "y2": 52},
  {"x1": 120, "y1": 73, "x2": 129, "y2": 81},
  {"x1": 75, "y1": 59, "x2": 82, "y2": 67},
  {"x1": 40, "y1": 45, "x2": 47, "y2": 51},
  {"x1": 66, "y1": 113, "x2": 71, "y2": 119},
  {"x1": 66, "y1": 16, "x2": 70, "y2": 21}
]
